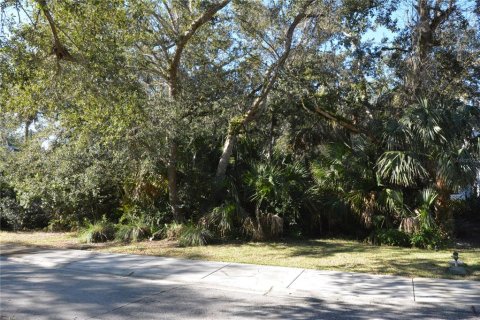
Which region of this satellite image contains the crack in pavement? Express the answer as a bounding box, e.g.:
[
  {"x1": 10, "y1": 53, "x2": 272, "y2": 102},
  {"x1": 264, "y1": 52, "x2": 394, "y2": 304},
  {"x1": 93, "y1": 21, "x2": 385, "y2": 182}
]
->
[
  {"x1": 201, "y1": 263, "x2": 230, "y2": 279},
  {"x1": 286, "y1": 269, "x2": 305, "y2": 289}
]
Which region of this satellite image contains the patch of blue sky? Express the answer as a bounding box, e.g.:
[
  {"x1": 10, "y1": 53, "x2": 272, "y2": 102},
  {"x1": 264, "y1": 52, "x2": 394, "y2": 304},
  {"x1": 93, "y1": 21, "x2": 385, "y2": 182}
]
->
[
  {"x1": 361, "y1": 1, "x2": 412, "y2": 44},
  {"x1": 361, "y1": 0, "x2": 477, "y2": 45},
  {"x1": 1, "y1": 1, "x2": 31, "y2": 36}
]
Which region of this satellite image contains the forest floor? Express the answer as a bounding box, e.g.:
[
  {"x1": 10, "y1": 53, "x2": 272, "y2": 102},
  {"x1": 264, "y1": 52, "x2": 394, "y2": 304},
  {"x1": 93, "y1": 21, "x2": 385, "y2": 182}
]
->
[{"x1": 1, "y1": 231, "x2": 479, "y2": 281}]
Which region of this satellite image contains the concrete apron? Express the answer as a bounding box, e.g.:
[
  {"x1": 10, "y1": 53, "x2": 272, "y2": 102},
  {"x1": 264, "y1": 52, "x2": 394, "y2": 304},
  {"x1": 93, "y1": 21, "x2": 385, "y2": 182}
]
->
[{"x1": 3, "y1": 249, "x2": 479, "y2": 309}]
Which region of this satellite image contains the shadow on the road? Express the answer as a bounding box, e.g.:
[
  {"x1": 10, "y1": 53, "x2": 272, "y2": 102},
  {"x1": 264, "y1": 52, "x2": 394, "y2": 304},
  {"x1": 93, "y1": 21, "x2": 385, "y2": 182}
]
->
[{"x1": 1, "y1": 259, "x2": 478, "y2": 320}]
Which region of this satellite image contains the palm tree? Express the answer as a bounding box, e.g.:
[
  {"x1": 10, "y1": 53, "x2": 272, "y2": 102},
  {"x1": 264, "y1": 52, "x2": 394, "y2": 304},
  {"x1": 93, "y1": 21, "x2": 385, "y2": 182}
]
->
[
  {"x1": 377, "y1": 99, "x2": 480, "y2": 233},
  {"x1": 243, "y1": 160, "x2": 309, "y2": 239},
  {"x1": 310, "y1": 99, "x2": 479, "y2": 237}
]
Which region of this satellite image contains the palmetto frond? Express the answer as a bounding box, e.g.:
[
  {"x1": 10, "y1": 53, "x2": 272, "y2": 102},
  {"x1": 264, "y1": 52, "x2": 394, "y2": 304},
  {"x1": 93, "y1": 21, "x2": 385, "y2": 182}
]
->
[
  {"x1": 415, "y1": 188, "x2": 438, "y2": 229},
  {"x1": 420, "y1": 188, "x2": 438, "y2": 208},
  {"x1": 378, "y1": 188, "x2": 410, "y2": 217},
  {"x1": 376, "y1": 151, "x2": 428, "y2": 187},
  {"x1": 207, "y1": 202, "x2": 236, "y2": 237},
  {"x1": 383, "y1": 120, "x2": 414, "y2": 150},
  {"x1": 402, "y1": 99, "x2": 447, "y2": 148},
  {"x1": 437, "y1": 147, "x2": 480, "y2": 191}
]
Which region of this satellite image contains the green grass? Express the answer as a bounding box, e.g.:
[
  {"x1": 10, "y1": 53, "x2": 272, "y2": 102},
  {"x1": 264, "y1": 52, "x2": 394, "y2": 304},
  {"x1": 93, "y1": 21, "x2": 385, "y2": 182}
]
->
[{"x1": 1, "y1": 231, "x2": 478, "y2": 280}]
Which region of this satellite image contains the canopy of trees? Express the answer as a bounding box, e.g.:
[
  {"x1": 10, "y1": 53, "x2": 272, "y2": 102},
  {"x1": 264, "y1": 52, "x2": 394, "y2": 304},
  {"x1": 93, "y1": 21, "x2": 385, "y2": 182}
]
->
[{"x1": 1, "y1": 0, "x2": 479, "y2": 246}]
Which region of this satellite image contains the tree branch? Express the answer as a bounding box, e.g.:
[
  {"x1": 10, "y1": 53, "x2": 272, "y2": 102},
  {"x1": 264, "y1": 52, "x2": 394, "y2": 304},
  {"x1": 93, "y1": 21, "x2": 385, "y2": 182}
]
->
[
  {"x1": 301, "y1": 98, "x2": 377, "y2": 141},
  {"x1": 36, "y1": 0, "x2": 75, "y2": 62},
  {"x1": 241, "y1": 0, "x2": 316, "y2": 124},
  {"x1": 378, "y1": 46, "x2": 411, "y2": 53},
  {"x1": 430, "y1": 5, "x2": 456, "y2": 31},
  {"x1": 168, "y1": 0, "x2": 231, "y2": 97},
  {"x1": 215, "y1": 1, "x2": 317, "y2": 179},
  {"x1": 162, "y1": 1, "x2": 179, "y2": 34}
]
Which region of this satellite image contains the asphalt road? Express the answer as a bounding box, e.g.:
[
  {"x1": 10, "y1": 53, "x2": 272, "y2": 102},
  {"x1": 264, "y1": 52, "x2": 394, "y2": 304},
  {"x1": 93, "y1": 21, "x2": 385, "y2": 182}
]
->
[
  {"x1": 1, "y1": 246, "x2": 479, "y2": 320},
  {"x1": 1, "y1": 257, "x2": 478, "y2": 320}
]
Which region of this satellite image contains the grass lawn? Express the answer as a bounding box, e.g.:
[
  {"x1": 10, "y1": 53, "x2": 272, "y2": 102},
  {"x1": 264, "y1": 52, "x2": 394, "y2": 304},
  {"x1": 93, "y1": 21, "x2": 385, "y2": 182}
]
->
[{"x1": 1, "y1": 231, "x2": 479, "y2": 281}]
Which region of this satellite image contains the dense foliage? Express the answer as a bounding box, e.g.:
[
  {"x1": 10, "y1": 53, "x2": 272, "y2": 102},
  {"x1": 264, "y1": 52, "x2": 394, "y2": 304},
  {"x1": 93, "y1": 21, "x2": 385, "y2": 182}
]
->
[{"x1": 1, "y1": 0, "x2": 479, "y2": 247}]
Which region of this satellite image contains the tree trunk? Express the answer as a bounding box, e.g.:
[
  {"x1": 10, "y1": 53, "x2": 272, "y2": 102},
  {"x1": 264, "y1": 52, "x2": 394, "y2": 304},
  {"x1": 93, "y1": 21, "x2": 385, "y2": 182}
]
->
[
  {"x1": 254, "y1": 203, "x2": 265, "y2": 241},
  {"x1": 163, "y1": 0, "x2": 231, "y2": 221},
  {"x1": 407, "y1": 0, "x2": 456, "y2": 95},
  {"x1": 214, "y1": 1, "x2": 314, "y2": 182},
  {"x1": 167, "y1": 139, "x2": 182, "y2": 222},
  {"x1": 267, "y1": 110, "x2": 275, "y2": 161},
  {"x1": 216, "y1": 134, "x2": 236, "y2": 179},
  {"x1": 24, "y1": 120, "x2": 31, "y2": 143},
  {"x1": 434, "y1": 178, "x2": 453, "y2": 234}
]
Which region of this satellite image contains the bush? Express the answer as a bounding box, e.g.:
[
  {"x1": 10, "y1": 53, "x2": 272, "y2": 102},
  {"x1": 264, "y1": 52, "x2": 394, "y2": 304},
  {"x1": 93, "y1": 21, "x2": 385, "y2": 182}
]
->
[
  {"x1": 79, "y1": 217, "x2": 115, "y2": 243},
  {"x1": 206, "y1": 202, "x2": 236, "y2": 237},
  {"x1": 47, "y1": 215, "x2": 79, "y2": 232},
  {"x1": 374, "y1": 229, "x2": 411, "y2": 247},
  {"x1": 0, "y1": 197, "x2": 50, "y2": 231},
  {"x1": 164, "y1": 222, "x2": 184, "y2": 240},
  {"x1": 410, "y1": 228, "x2": 445, "y2": 249},
  {"x1": 163, "y1": 222, "x2": 212, "y2": 246},
  {"x1": 178, "y1": 224, "x2": 212, "y2": 246},
  {"x1": 0, "y1": 197, "x2": 22, "y2": 230},
  {"x1": 115, "y1": 213, "x2": 151, "y2": 242}
]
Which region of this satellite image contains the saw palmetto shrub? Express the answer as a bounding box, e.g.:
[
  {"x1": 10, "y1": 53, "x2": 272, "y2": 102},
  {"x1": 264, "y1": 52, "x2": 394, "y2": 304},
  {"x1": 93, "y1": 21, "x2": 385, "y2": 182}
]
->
[{"x1": 79, "y1": 216, "x2": 115, "y2": 243}]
